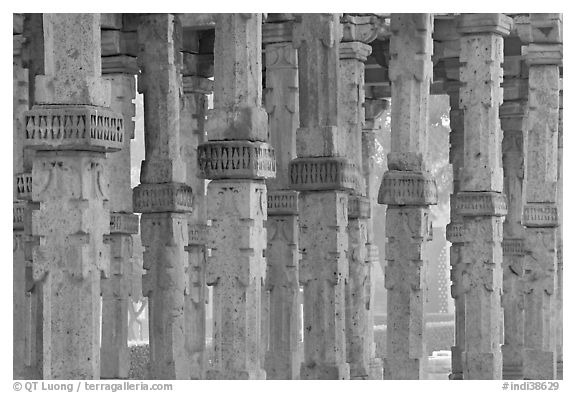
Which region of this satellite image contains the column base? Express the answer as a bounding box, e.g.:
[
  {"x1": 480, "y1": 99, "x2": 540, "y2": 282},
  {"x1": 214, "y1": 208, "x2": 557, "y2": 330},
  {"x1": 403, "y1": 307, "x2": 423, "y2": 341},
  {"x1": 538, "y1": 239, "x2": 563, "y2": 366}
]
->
[
  {"x1": 265, "y1": 350, "x2": 301, "y2": 380},
  {"x1": 300, "y1": 362, "x2": 350, "y2": 380},
  {"x1": 502, "y1": 344, "x2": 523, "y2": 380},
  {"x1": 383, "y1": 357, "x2": 422, "y2": 380},
  {"x1": 463, "y1": 352, "x2": 502, "y2": 380},
  {"x1": 369, "y1": 358, "x2": 384, "y2": 380},
  {"x1": 206, "y1": 368, "x2": 266, "y2": 380},
  {"x1": 450, "y1": 346, "x2": 463, "y2": 380},
  {"x1": 557, "y1": 361, "x2": 563, "y2": 380},
  {"x1": 523, "y1": 349, "x2": 556, "y2": 380}
]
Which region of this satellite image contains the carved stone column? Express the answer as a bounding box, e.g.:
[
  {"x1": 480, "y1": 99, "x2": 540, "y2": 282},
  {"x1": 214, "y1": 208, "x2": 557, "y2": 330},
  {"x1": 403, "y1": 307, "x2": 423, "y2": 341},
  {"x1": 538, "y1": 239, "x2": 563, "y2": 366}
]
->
[
  {"x1": 522, "y1": 14, "x2": 562, "y2": 380},
  {"x1": 198, "y1": 13, "x2": 274, "y2": 380},
  {"x1": 556, "y1": 87, "x2": 563, "y2": 379},
  {"x1": 290, "y1": 13, "x2": 353, "y2": 380},
  {"x1": 377, "y1": 14, "x2": 437, "y2": 380},
  {"x1": 340, "y1": 14, "x2": 383, "y2": 380},
  {"x1": 445, "y1": 79, "x2": 466, "y2": 380},
  {"x1": 22, "y1": 13, "x2": 123, "y2": 379},
  {"x1": 500, "y1": 38, "x2": 528, "y2": 380},
  {"x1": 262, "y1": 16, "x2": 301, "y2": 380},
  {"x1": 181, "y1": 40, "x2": 214, "y2": 379},
  {"x1": 100, "y1": 25, "x2": 140, "y2": 379},
  {"x1": 133, "y1": 14, "x2": 193, "y2": 379},
  {"x1": 456, "y1": 13, "x2": 511, "y2": 380}
]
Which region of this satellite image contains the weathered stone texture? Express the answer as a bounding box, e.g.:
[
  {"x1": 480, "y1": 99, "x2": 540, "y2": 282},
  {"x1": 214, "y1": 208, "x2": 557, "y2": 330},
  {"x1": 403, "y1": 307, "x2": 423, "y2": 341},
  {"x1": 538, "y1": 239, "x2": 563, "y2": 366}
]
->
[
  {"x1": 299, "y1": 191, "x2": 350, "y2": 379},
  {"x1": 206, "y1": 181, "x2": 267, "y2": 379}
]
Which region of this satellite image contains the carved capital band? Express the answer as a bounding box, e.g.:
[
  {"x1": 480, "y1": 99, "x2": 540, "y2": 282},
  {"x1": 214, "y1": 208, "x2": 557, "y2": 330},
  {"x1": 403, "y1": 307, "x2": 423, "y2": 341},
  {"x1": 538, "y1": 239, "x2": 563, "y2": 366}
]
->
[
  {"x1": 378, "y1": 170, "x2": 438, "y2": 206},
  {"x1": 15, "y1": 172, "x2": 33, "y2": 200},
  {"x1": 457, "y1": 13, "x2": 513, "y2": 36},
  {"x1": 267, "y1": 190, "x2": 299, "y2": 216},
  {"x1": 13, "y1": 201, "x2": 26, "y2": 231},
  {"x1": 366, "y1": 243, "x2": 379, "y2": 263},
  {"x1": 133, "y1": 182, "x2": 194, "y2": 213},
  {"x1": 502, "y1": 238, "x2": 525, "y2": 256},
  {"x1": 454, "y1": 191, "x2": 507, "y2": 217},
  {"x1": 187, "y1": 224, "x2": 209, "y2": 246},
  {"x1": 525, "y1": 44, "x2": 563, "y2": 66},
  {"x1": 23, "y1": 105, "x2": 124, "y2": 152},
  {"x1": 446, "y1": 222, "x2": 466, "y2": 244},
  {"x1": 522, "y1": 203, "x2": 558, "y2": 228},
  {"x1": 348, "y1": 195, "x2": 371, "y2": 219},
  {"x1": 289, "y1": 157, "x2": 361, "y2": 192},
  {"x1": 262, "y1": 21, "x2": 293, "y2": 44},
  {"x1": 339, "y1": 41, "x2": 372, "y2": 62},
  {"x1": 110, "y1": 212, "x2": 139, "y2": 234},
  {"x1": 197, "y1": 140, "x2": 276, "y2": 180}
]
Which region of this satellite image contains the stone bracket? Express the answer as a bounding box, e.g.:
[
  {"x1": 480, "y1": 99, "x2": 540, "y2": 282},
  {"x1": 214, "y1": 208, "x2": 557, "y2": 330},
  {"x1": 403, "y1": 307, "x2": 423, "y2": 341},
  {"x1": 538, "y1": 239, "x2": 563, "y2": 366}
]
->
[
  {"x1": 454, "y1": 191, "x2": 507, "y2": 217},
  {"x1": 503, "y1": 238, "x2": 525, "y2": 256},
  {"x1": 378, "y1": 170, "x2": 438, "y2": 206},
  {"x1": 289, "y1": 157, "x2": 361, "y2": 192},
  {"x1": 522, "y1": 203, "x2": 558, "y2": 227},
  {"x1": 15, "y1": 172, "x2": 33, "y2": 200},
  {"x1": 23, "y1": 105, "x2": 124, "y2": 152},
  {"x1": 197, "y1": 140, "x2": 276, "y2": 180},
  {"x1": 268, "y1": 190, "x2": 299, "y2": 216},
  {"x1": 348, "y1": 195, "x2": 371, "y2": 219},
  {"x1": 133, "y1": 182, "x2": 194, "y2": 213},
  {"x1": 110, "y1": 212, "x2": 139, "y2": 235}
]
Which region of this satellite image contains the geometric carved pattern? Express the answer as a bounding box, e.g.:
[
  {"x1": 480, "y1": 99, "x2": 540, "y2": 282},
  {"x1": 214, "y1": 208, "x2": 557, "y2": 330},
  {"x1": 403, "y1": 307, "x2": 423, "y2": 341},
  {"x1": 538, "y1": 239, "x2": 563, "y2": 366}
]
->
[
  {"x1": 502, "y1": 238, "x2": 525, "y2": 256},
  {"x1": 378, "y1": 170, "x2": 438, "y2": 206},
  {"x1": 133, "y1": 183, "x2": 195, "y2": 213},
  {"x1": 446, "y1": 223, "x2": 466, "y2": 244},
  {"x1": 15, "y1": 172, "x2": 33, "y2": 200},
  {"x1": 197, "y1": 140, "x2": 276, "y2": 180},
  {"x1": 289, "y1": 157, "x2": 361, "y2": 192},
  {"x1": 348, "y1": 195, "x2": 371, "y2": 219},
  {"x1": 23, "y1": 105, "x2": 124, "y2": 152},
  {"x1": 267, "y1": 190, "x2": 299, "y2": 216},
  {"x1": 522, "y1": 203, "x2": 558, "y2": 228},
  {"x1": 454, "y1": 191, "x2": 507, "y2": 217},
  {"x1": 188, "y1": 224, "x2": 209, "y2": 246}
]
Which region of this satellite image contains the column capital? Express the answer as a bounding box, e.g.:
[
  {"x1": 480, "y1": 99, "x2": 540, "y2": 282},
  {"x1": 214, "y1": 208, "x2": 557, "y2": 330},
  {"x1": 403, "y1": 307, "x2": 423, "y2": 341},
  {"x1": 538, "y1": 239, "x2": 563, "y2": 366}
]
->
[
  {"x1": 133, "y1": 182, "x2": 195, "y2": 213},
  {"x1": 525, "y1": 44, "x2": 563, "y2": 66},
  {"x1": 110, "y1": 212, "x2": 139, "y2": 235},
  {"x1": 457, "y1": 13, "x2": 512, "y2": 36},
  {"x1": 182, "y1": 75, "x2": 213, "y2": 95},
  {"x1": 339, "y1": 41, "x2": 372, "y2": 62},
  {"x1": 289, "y1": 157, "x2": 361, "y2": 192},
  {"x1": 378, "y1": 170, "x2": 438, "y2": 206},
  {"x1": 341, "y1": 14, "x2": 382, "y2": 44},
  {"x1": 262, "y1": 20, "x2": 293, "y2": 44},
  {"x1": 267, "y1": 190, "x2": 299, "y2": 215},
  {"x1": 454, "y1": 191, "x2": 508, "y2": 217}
]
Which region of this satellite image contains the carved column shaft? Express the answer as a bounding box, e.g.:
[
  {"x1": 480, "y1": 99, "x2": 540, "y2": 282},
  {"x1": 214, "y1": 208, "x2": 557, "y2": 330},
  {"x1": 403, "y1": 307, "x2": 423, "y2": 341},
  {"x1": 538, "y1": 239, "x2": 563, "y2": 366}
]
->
[
  {"x1": 262, "y1": 18, "x2": 301, "y2": 380},
  {"x1": 445, "y1": 78, "x2": 465, "y2": 380},
  {"x1": 500, "y1": 37, "x2": 528, "y2": 380},
  {"x1": 377, "y1": 13, "x2": 437, "y2": 380},
  {"x1": 290, "y1": 13, "x2": 352, "y2": 380},
  {"x1": 521, "y1": 13, "x2": 562, "y2": 380},
  {"x1": 340, "y1": 14, "x2": 383, "y2": 380},
  {"x1": 100, "y1": 35, "x2": 139, "y2": 378},
  {"x1": 133, "y1": 14, "x2": 193, "y2": 379},
  {"x1": 556, "y1": 88, "x2": 563, "y2": 379},
  {"x1": 457, "y1": 13, "x2": 512, "y2": 380},
  {"x1": 199, "y1": 13, "x2": 274, "y2": 380},
  {"x1": 181, "y1": 44, "x2": 214, "y2": 379},
  {"x1": 22, "y1": 13, "x2": 124, "y2": 379}
]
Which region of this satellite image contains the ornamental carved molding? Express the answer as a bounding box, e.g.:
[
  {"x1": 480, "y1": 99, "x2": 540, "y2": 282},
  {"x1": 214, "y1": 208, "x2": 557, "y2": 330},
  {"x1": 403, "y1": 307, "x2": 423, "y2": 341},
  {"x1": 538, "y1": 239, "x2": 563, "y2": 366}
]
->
[
  {"x1": 23, "y1": 105, "x2": 124, "y2": 152},
  {"x1": 197, "y1": 140, "x2": 276, "y2": 180},
  {"x1": 110, "y1": 212, "x2": 139, "y2": 235},
  {"x1": 454, "y1": 191, "x2": 508, "y2": 217},
  {"x1": 267, "y1": 190, "x2": 299, "y2": 216},
  {"x1": 348, "y1": 195, "x2": 371, "y2": 219},
  {"x1": 133, "y1": 182, "x2": 194, "y2": 214},
  {"x1": 289, "y1": 157, "x2": 361, "y2": 192},
  {"x1": 378, "y1": 170, "x2": 438, "y2": 206},
  {"x1": 522, "y1": 203, "x2": 558, "y2": 228}
]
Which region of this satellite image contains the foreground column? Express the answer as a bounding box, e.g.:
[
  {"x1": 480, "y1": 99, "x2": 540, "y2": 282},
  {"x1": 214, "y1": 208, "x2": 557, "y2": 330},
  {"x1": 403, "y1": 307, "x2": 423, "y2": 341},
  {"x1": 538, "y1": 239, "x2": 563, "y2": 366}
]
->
[
  {"x1": 198, "y1": 13, "x2": 274, "y2": 379},
  {"x1": 290, "y1": 13, "x2": 353, "y2": 380},
  {"x1": 100, "y1": 27, "x2": 140, "y2": 378},
  {"x1": 23, "y1": 13, "x2": 123, "y2": 379},
  {"x1": 500, "y1": 39, "x2": 528, "y2": 379},
  {"x1": 133, "y1": 14, "x2": 193, "y2": 379},
  {"x1": 521, "y1": 14, "x2": 562, "y2": 380},
  {"x1": 556, "y1": 87, "x2": 563, "y2": 379},
  {"x1": 181, "y1": 44, "x2": 214, "y2": 379},
  {"x1": 377, "y1": 14, "x2": 437, "y2": 380},
  {"x1": 457, "y1": 14, "x2": 511, "y2": 379},
  {"x1": 340, "y1": 14, "x2": 383, "y2": 380},
  {"x1": 262, "y1": 16, "x2": 302, "y2": 380}
]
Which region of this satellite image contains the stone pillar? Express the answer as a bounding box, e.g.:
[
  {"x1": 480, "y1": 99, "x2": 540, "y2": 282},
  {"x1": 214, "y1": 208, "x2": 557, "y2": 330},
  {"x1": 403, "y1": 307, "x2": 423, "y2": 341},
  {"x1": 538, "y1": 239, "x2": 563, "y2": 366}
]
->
[
  {"x1": 99, "y1": 23, "x2": 140, "y2": 379},
  {"x1": 377, "y1": 14, "x2": 437, "y2": 380},
  {"x1": 456, "y1": 13, "x2": 511, "y2": 380},
  {"x1": 13, "y1": 13, "x2": 29, "y2": 380},
  {"x1": 445, "y1": 79, "x2": 466, "y2": 381},
  {"x1": 22, "y1": 13, "x2": 124, "y2": 379},
  {"x1": 198, "y1": 13, "x2": 274, "y2": 380},
  {"x1": 521, "y1": 14, "x2": 562, "y2": 380},
  {"x1": 362, "y1": 92, "x2": 387, "y2": 381},
  {"x1": 556, "y1": 87, "x2": 563, "y2": 379},
  {"x1": 500, "y1": 38, "x2": 528, "y2": 380},
  {"x1": 290, "y1": 13, "x2": 353, "y2": 380},
  {"x1": 181, "y1": 41, "x2": 214, "y2": 379},
  {"x1": 133, "y1": 14, "x2": 193, "y2": 379},
  {"x1": 340, "y1": 14, "x2": 383, "y2": 380},
  {"x1": 262, "y1": 16, "x2": 301, "y2": 380}
]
